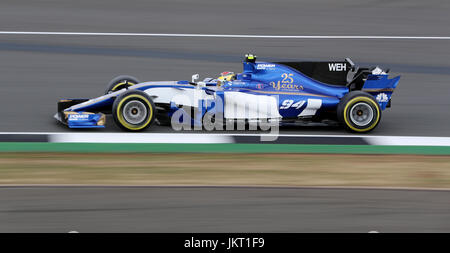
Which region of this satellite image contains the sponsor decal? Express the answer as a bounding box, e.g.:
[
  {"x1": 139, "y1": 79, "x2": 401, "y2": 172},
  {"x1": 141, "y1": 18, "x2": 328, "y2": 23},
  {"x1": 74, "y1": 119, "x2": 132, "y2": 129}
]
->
[
  {"x1": 376, "y1": 93, "x2": 389, "y2": 103},
  {"x1": 256, "y1": 83, "x2": 264, "y2": 89},
  {"x1": 256, "y1": 64, "x2": 275, "y2": 70},
  {"x1": 270, "y1": 82, "x2": 303, "y2": 90},
  {"x1": 69, "y1": 114, "x2": 90, "y2": 120},
  {"x1": 270, "y1": 73, "x2": 303, "y2": 91},
  {"x1": 328, "y1": 63, "x2": 347, "y2": 71}
]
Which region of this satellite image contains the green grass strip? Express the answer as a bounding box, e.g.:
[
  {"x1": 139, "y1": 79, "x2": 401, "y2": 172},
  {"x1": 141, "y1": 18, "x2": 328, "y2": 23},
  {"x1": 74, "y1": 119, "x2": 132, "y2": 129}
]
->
[{"x1": 0, "y1": 142, "x2": 449, "y2": 155}]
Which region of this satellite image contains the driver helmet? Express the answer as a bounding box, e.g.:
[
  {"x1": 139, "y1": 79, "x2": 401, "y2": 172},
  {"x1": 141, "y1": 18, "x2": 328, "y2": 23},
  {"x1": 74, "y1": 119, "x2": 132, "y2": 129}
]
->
[{"x1": 218, "y1": 71, "x2": 236, "y2": 81}]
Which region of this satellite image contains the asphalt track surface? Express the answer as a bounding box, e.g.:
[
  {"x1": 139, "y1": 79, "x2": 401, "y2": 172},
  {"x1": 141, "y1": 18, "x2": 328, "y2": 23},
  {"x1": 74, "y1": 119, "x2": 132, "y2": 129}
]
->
[
  {"x1": 1, "y1": 186, "x2": 450, "y2": 232},
  {"x1": 0, "y1": 0, "x2": 449, "y2": 136}
]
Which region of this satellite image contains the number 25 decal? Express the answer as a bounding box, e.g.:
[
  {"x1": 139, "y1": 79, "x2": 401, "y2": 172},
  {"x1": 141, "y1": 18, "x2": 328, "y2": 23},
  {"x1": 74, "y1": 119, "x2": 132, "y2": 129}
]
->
[{"x1": 281, "y1": 73, "x2": 294, "y2": 83}]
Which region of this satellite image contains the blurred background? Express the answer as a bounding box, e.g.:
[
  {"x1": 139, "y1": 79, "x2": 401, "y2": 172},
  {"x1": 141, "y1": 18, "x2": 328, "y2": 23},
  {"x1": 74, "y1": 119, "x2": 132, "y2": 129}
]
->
[{"x1": 0, "y1": 0, "x2": 449, "y2": 135}]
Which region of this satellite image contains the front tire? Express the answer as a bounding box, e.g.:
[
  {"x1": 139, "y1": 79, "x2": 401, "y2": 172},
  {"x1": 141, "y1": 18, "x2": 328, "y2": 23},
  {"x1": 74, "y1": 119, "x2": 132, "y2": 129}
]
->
[
  {"x1": 105, "y1": 75, "x2": 140, "y2": 94},
  {"x1": 112, "y1": 90, "x2": 155, "y2": 131},
  {"x1": 337, "y1": 91, "x2": 381, "y2": 133}
]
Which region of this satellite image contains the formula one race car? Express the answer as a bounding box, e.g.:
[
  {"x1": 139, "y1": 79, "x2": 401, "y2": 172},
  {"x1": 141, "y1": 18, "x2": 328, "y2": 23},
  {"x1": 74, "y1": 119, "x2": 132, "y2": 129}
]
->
[{"x1": 55, "y1": 54, "x2": 400, "y2": 133}]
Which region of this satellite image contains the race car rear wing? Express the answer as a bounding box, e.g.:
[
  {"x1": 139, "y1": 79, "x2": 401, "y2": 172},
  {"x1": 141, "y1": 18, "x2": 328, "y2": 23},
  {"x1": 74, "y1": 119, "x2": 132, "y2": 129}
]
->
[{"x1": 361, "y1": 74, "x2": 401, "y2": 110}]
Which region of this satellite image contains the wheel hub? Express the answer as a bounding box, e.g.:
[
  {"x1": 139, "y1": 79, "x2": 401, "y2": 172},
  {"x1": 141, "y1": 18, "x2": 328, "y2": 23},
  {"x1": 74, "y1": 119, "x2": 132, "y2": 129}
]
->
[
  {"x1": 123, "y1": 100, "x2": 147, "y2": 125},
  {"x1": 349, "y1": 102, "x2": 374, "y2": 127}
]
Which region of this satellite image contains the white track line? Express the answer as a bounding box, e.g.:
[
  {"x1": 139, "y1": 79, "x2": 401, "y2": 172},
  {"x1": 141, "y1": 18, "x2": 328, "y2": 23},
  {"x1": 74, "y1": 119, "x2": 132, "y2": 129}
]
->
[
  {"x1": 364, "y1": 136, "x2": 450, "y2": 146},
  {"x1": 0, "y1": 31, "x2": 450, "y2": 40},
  {"x1": 2, "y1": 132, "x2": 450, "y2": 146},
  {"x1": 0, "y1": 132, "x2": 446, "y2": 138},
  {"x1": 48, "y1": 133, "x2": 234, "y2": 144}
]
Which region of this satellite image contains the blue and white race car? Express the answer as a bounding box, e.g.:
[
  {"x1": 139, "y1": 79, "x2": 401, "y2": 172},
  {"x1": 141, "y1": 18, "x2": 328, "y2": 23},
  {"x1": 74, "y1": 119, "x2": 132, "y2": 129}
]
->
[{"x1": 55, "y1": 54, "x2": 400, "y2": 133}]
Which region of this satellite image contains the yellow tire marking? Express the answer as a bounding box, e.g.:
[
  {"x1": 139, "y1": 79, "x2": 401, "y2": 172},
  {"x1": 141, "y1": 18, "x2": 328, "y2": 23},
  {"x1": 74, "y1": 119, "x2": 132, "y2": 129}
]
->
[
  {"x1": 343, "y1": 96, "x2": 380, "y2": 132},
  {"x1": 112, "y1": 81, "x2": 135, "y2": 92},
  {"x1": 116, "y1": 94, "x2": 153, "y2": 130}
]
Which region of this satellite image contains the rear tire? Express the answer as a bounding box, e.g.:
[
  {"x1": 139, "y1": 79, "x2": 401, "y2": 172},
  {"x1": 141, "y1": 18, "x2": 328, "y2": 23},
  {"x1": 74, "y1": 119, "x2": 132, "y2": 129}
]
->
[
  {"x1": 112, "y1": 90, "x2": 155, "y2": 131},
  {"x1": 337, "y1": 91, "x2": 381, "y2": 133},
  {"x1": 105, "y1": 75, "x2": 140, "y2": 94}
]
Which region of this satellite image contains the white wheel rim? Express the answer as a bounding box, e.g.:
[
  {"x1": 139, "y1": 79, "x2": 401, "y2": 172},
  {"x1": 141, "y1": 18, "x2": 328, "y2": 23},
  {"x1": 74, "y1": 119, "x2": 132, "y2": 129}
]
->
[
  {"x1": 123, "y1": 100, "x2": 148, "y2": 125},
  {"x1": 350, "y1": 102, "x2": 374, "y2": 127}
]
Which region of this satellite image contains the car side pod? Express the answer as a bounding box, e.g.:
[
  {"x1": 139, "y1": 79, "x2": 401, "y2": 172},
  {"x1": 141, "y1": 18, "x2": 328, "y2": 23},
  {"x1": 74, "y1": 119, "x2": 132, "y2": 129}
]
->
[{"x1": 54, "y1": 111, "x2": 106, "y2": 128}]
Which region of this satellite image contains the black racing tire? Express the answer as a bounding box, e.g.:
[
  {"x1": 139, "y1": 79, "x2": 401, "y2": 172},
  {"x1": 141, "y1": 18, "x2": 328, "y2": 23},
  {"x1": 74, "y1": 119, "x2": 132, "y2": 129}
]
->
[
  {"x1": 337, "y1": 91, "x2": 381, "y2": 133},
  {"x1": 105, "y1": 75, "x2": 140, "y2": 94},
  {"x1": 112, "y1": 90, "x2": 155, "y2": 131}
]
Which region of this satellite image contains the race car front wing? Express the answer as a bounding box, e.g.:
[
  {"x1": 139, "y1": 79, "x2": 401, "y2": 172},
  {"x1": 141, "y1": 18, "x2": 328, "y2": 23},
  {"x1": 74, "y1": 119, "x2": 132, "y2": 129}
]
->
[{"x1": 54, "y1": 111, "x2": 106, "y2": 128}]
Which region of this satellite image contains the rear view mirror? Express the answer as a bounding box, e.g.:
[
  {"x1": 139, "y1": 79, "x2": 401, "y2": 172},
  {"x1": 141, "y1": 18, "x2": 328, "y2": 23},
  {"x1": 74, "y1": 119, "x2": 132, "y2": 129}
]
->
[{"x1": 192, "y1": 74, "x2": 200, "y2": 83}]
